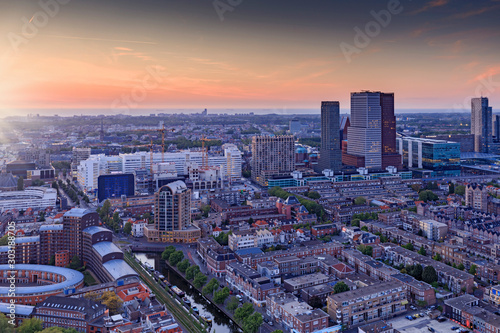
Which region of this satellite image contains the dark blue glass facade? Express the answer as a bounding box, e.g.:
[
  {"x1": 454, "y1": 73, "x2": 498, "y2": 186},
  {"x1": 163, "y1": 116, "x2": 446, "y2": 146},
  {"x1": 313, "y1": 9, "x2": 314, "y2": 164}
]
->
[{"x1": 97, "y1": 173, "x2": 135, "y2": 202}]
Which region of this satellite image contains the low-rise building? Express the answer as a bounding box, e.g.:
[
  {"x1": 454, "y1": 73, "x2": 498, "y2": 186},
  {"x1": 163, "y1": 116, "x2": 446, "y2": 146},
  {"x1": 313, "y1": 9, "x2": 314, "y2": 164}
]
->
[
  {"x1": 267, "y1": 292, "x2": 330, "y2": 333},
  {"x1": 284, "y1": 273, "x2": 332, "y2": 292},
  {"x1": 327, "y1": 281, "x2": 408, "y2": 328},
  {"x1": 225, "y1": 261, "x2": 279, "y2": 306}
]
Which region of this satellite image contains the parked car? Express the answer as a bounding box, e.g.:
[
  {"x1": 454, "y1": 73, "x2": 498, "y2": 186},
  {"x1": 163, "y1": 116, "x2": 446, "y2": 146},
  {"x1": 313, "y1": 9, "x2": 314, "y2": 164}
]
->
[
  {"x1": 451, "y1": 327, "x2": 459, "y2": 330},
  {"x1": 420, "y1": 313, "x2": 425, "y2": 317},
  {"x1": 428, "y1": 327, "x2": 435, "y2": 332}
]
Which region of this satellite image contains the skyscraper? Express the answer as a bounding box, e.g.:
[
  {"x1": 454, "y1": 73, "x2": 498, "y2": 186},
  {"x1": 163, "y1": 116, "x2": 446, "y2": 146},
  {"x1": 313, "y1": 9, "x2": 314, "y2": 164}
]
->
[
  {"x1": 344, "y1": 91, "x2": 401, "y2": 170},
  {"x1": 471, "y1": 97, "x2": 492, "y2": 153},
  {"x1": 145, "y1": 180, "x2": 200, "y2": 242},
  {"x1": 251, "y1": 135, "x2": 295, "y2": 186},
  {"x1": 318, "y1": 101, "x2": 341, "y2": 172}
]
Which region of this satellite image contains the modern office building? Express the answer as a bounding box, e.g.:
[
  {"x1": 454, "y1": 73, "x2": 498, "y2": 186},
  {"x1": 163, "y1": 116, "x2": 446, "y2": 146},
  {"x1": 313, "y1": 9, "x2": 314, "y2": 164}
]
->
[
  {"x1": 471, "y1": 97, "x2": 492, "y2": 153},
  {"x1": 97, "y1": 173, "x2": 135, "y2": 203},
  {"x1": 145, "y1": 180, "x2": 200, "y2": 243},
  {"x1": 396, "y1": 137, "x2": 461, "y2": 177},
  {"x1": 318, "y1": 101, "x2": 342, "y2": 173},
  {"x1": 251, "y1": 135, "x2": 295, "y2": 186},
  {"x1": 289, "y1": 118, "x2": 301, "y2": 134},
  {"x1": 71, "y1": 147, "x2": 91, "y2": 174},
  {"x1": 493, "y1": 114, "x2": 500, "y2": 139},
  {"x1": 344, "y1": 91, "x2": 401, "y2": 170}
]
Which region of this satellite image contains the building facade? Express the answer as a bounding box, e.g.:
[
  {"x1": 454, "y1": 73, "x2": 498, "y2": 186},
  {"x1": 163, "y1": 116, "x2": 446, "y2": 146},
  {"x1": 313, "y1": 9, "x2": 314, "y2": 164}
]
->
[
  {"x1": 396, "y1": 137, "x2": 461, "y2": 177},
  {"x1": 145, "y1": 181, "x2": 200, "y2": 243},
  {"x1": 471, "y1": 97, "x2": 492, "y2": 153},
  {"x1": 251, "y1": 135, "x2": 295, "y2": 186},
  {"x1": 318, "y1": 101, "x2": 341, "y2": 173}
]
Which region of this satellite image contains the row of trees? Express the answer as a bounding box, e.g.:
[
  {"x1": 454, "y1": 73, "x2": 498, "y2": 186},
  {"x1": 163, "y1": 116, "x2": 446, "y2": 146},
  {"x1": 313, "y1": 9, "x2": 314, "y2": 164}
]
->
[
  {"x1": 96, "y1": 200, "x2": 122, "y2": 232},
  {"x1": 0, "y1": 315, "x2": 80, "y2": 333},
  {"x1": 399, "y1": 263, "x2": 438, "y2": 284},
  {"x1": 234, "y1": 303, "x2": 263, "y2": 333}
]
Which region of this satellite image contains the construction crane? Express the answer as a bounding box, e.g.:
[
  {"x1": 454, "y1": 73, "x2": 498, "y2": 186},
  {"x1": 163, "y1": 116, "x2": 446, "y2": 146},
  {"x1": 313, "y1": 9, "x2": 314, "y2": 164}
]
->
[
  {"x1": 156, "y1": 124, "x2": 175, "y2": 163},
  {"x1": 200, "y1": 136, "x2": 210, "y2": 170}
]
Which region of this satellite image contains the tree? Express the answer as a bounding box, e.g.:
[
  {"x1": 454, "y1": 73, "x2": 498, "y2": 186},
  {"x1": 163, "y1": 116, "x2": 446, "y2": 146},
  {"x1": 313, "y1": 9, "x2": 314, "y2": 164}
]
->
[
  {"x1": 243, "y1": 312, "x2": 263, "y2": 333},
  {"x1": 422, "y1": 266, "x2": 438, "y2": 284},
  {"x1": 177, "y1": 259, "x2": 190, "y2": 273},
  {"x1": 408, "y1": 264, "x2": 423, "y2": 281},
  {"x1": 433, "y1": 253, "x2": 442, "y2": 261},
  {"x1": 361, "y1": 226, "x2": 368, "y2": 232},
  {"x1": 403, "y1": 243, "x2": 414, "y2": 251},
  {"x1": 449, "y1": 182, "x2": 455, "y2": 194},
  {"x1": 69, "y1": 255, "x2": 81, "y2": 270},
  {"x1": 112, "y1": 212, "x2": 122, "y2": 232},
  {"x1": 455, "y1": 185, "x2": 466, "y2": 196},
  {"x1": 419, "y1": 190, "x2": 438, "y2": 202},
  {"x1": 100, "y1": 291, "x2": 123, "y2": 315},
  {"x1": 123, "y1": 221, "x2": 132, "y2": 235},
  {"x1": 357, "y1": 245, "x2": 373, "y2": 257},
  {"x1": 193, "y1": 272, "x2": 207, "y2": 288},
  {"x1": 213, "y1": 287, "x2": 230, "y2": 304},
  {"x1": 161, "y1": 245, "x2": 176, "y2": 260},
  {"x1": 351, "y1": 219, "x2": 360, "y2": 227},
  {"x1": 354, "y1": 196, "x2": 366, "y2": 205},
  {"x1": 202, "y1": 278, "x2": 219, "y2": 295},
  {"x1": 0, "y1": 235, "x2": 8, "y2": 246},
  {"x1": 17, "y1": 318, "x2": 43, "y2": 333},
  {"x1": 99, "y1": 200, "x2": 111, "y2": 221},
  {"x1": 49, "y1": 255, "x2": 55, "y2": 266},
  {"x1": 227, "y1": 296, "x2": 240, "y2": 312},
  {"x1": 186, "y1": 265, "x2": 200, "y2": 280},
  {"x1": 248, "y1": 217, "x2": 254, "y2": 225},
  {"x1": 307, "y1": 191, "x2": 321, "y2": 200},
  {"x1": 0, "y1": 313, "x2": 14, "y2": 333},
  {"x1": 17, "y1": 176, "x2": 24, "y2": 190},
  {"x1": 458, "y1": 263, "x2": 465, "y2": 271},
  {"x1": 469, "y1": 264, "x2": 477, "y2": 275},
  {"x1": 234, "y1": 303, "x2": 254, "y2": 323},
  {"x1": 334, "y1": 281, "x2": 350, "y2": 294},
  {"x1": 271, "y1": 331, "x2": 284, "y2": 333},
  {"x1": 169, "y1": 251, "x2": 184, "y2": 266},
  {"x1": 418, "y1": 246, "x2": 426, "y2": 256},
  {"x1": 40, "y1": 328, "x2": 79, "y2": 333}
]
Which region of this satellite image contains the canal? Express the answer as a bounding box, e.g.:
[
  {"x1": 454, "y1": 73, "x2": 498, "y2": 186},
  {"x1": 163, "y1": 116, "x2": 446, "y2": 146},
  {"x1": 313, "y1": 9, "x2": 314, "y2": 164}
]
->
[{"x1": 135, "y1": 252, "x2": 241, "y2": 333}]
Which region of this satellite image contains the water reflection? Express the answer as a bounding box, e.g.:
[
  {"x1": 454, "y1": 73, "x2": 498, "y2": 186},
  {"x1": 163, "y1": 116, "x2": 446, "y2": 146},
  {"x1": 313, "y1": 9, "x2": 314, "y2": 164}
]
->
[{"x1": 134, "y1": 253, "x2": 241, "y2": 333}]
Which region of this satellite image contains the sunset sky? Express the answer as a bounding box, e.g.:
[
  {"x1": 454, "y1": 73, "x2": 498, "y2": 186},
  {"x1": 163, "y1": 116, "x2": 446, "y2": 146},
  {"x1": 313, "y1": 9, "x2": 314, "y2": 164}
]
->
[{"x1": 1, "y1": 0, "x2": 500, "y2": 116}]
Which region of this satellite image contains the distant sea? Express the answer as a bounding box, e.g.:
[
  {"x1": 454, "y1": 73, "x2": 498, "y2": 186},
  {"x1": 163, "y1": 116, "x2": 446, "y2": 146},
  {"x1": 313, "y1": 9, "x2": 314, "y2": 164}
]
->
[{"x1": 0, "y1": 108, "x2": 471, "y2": 118}]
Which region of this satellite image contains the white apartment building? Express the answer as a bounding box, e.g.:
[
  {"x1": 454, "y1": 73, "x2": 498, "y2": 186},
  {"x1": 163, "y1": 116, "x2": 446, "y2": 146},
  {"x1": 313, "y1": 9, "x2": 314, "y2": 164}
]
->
[
  {"x1": 229, "y1": 230, "x2": 257, "y2": 251},
  {"x1": 76, "y1": 154, "x2": 122, "y2": 191},
  {"x1": 419, "y1": 219, "x2": 448, "y2": 241},
  {"x1": 131, "y1": 221, "x2": 146, "y2": 237},
  {"x1": 256, "y1": 229, "x2": 275, "y2": 248}
]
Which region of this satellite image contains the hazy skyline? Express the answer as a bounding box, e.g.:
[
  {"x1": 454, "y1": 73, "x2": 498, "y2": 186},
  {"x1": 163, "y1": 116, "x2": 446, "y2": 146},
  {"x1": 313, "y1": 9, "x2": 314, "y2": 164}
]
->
[{"x1": 1, "y1": 0, "x2": 500, "y2": 116}]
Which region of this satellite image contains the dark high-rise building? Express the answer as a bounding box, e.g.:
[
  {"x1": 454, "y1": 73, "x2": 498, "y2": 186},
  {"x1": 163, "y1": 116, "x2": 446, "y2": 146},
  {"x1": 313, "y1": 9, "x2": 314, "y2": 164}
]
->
[
  {"x1": 494, "y1": 114, "x2": 500, "y2": 139},
  {"x1": 97, "y1": 173, "x2": 135, "y2": 203},
  {"x1": 318, "y1": 101, "x2": 341, "y2": 172},
  {"x1": 471, "y1": 97, "x2": 492, "y2": 153},
  {"x1": 344, "y1": 91, "x2": 401, "y2": 170}
]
